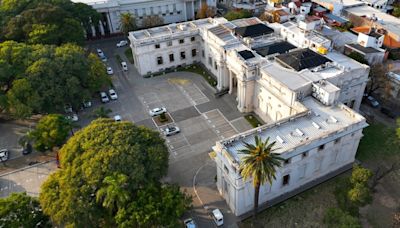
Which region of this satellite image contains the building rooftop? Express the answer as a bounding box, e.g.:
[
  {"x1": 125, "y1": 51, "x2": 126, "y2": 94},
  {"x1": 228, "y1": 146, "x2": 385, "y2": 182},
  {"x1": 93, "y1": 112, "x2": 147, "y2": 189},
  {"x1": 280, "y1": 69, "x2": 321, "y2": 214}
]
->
[
  {"x1": 276, "y1": 49, "x2": 332, "y2": 71},
  {"x1": 324, "y1": 13, "x2": 349, "y2": 24},
  {"x1": 345, "y1": 5, "x2": 400, "y2": 41},
  {"x1": 260, "y1": 62, "x2": 311, "y2": 91},
  {"x1": 312, "y1": 0, "x2": 364, "y2": 8},
  {"x1": 234, "y1": 23, "x2": 274, "y2": 38},
  {"x1": 220, "y1": 98, "x2": 367, "y2": 163},
  {"x1": 209, "y1": 24, "x2": 238, "y2": 43},
  {"x1": 253, "y1": 41, "x2": 297, "y2": 57},
  {"x1": 346, "y1": 43, "x2": 382, "y2": 54}
]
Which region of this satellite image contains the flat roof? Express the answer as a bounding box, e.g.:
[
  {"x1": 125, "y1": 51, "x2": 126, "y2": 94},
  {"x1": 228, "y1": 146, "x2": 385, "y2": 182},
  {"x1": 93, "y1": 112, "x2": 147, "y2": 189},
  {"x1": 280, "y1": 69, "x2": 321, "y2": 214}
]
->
[
  {"x1": 260, "y1": 62, "x2": 311, "y2": 91},
  {"x1": 253, "y1": 41, "x2": 297, "y2": 57},
  {"x1": 325, "y1": 13, "x2": 349, "y2": 24},
  {"x1": 346, "y1": 43, "x2": 381, "y2": 54},
  {"x1": 276, "y1": 49, "x2": 332, "y2": 71},
  {"x1": 235, "y1": 23, "x2": 274, "y2": 38},
  {"x1": 221, "y1": 98, "x2": 366, "y2": 163},
  {"x1": 209, "y1": 24, "x2": 237, "y2": 43}
]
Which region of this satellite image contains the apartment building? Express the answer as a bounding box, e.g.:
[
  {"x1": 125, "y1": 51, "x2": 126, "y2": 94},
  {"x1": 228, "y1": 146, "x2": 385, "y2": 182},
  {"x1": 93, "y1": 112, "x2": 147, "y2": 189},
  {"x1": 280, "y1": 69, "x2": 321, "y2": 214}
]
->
[
  {"x1": 129, "y1": 17, "x2": 370, "y2": 216},
  {"x1": 72, "y1": 0, "x2": 216, "y2": 36}
]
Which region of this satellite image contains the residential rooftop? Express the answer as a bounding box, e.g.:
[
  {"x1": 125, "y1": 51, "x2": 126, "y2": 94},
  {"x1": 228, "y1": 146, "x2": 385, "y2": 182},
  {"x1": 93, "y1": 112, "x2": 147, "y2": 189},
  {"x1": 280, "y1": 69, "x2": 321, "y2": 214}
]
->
[
  {"x1": 234, "y1": 23, "x2": 274, "y2": 38},
  {"x1": 219, "y1": 98, "x2": 367, "y2": 163},
  {"x1": 276, "y1": 48, "x2": 332, "y2": 71},
  {"x1": 253, "y1": 41, "x2": 297, "y2": 57}
]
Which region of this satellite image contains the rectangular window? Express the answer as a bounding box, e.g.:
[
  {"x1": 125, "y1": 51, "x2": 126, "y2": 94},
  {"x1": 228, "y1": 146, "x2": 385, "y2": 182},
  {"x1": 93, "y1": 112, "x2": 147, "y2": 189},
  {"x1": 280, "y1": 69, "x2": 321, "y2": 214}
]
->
[
  {"x1": 302, "y1": 152, "x2": 308, "y2": 159},
  {"x1": 157, "y1": 56, "x2": 163, "y2": 65},
  {"x1": 334, "y1": 138, "x2": 341, "y2": 144},
  {"x1": 179, "y1": 39, "x2": 184, "y2": 44},
  {"x1": 224, "y1": 165, "x2": 229, "y2": 174},
  {"x1": 169, "y1": 53, "x2": 174, "y2": 62},
  {"x1": 191, "y1": 36, "x2": 195, "y2": 42},
  {"x1": 155, "y1": 44, "x2": 160, "y2": 49},
  {"x1": 282, "y1": 174, "x2": 290, "y2": 186},
  {"x1": 180, "y1": 51, "x2": 185, "y2": 60},
  {"x1": 202, "y1": 50, "x2": 205, "y2": 58},
  {"x1": 214, "y1": 62, "x2": 218, "y2": 70},
  {"x1": 208, "y1": 56, "x2": 212, "y2": 65},
  {"x1": 318, "y1": 144, "x2": 325, "y2": 151},
  {"x1": 192, "y1": 49, "x2": 197, "y2": 57},
  {"x1": 284, "y1": 159, "x2": 291, "y2": 165},
  {"x1": 177, "y1": 11, "x2": 181, "y2": 14},
  {"x1": 167, "y1": 41, "x2": 172, "y2": 46}
]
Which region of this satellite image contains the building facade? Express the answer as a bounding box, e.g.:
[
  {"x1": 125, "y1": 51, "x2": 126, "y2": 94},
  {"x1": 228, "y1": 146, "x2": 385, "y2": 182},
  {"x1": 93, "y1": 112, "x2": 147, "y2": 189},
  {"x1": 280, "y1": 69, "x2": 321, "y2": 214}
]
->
[
  {"x1": 72, "y1": 0, "x2": 216, "y2": 36},
  {"x1": 129, "y1": 17, "x2": 370, "y2": 216}
]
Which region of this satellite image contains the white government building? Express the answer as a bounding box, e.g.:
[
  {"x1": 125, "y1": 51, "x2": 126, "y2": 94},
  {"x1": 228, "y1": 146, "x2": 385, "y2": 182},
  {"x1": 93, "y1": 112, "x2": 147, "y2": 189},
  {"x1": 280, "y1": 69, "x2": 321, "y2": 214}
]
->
[
  {"x1": 128, "y1": 17, "x2": 369, "y2": 216},
  {"x1": 71, "y1": 0, "x2": 216, "y2": 36}
]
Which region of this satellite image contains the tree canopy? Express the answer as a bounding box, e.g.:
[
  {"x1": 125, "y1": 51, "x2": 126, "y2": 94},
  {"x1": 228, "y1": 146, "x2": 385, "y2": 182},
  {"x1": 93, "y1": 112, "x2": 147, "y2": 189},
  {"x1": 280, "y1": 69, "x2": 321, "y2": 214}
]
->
[
  {"x1": 0, "y1": 41, "x2": 110, "y2": 118},
  {"x1": 0, "y1": 0, "x2": 100, "y2": 45},
  {"x1": 39, "y1": 119, "x2": 191, "y2": 227},
  {"x1": 0, "y1": 192, "x2": 51, "y2": 228},
  {"x1": 224, "y1": 9, "x2": 252, "y2": 21},
  {"x1": 29, "y1": 114, "x2": 71, "y2": 152},
  {"x1": 119, "y1": 12, "x2": 136, "y2": 35}
]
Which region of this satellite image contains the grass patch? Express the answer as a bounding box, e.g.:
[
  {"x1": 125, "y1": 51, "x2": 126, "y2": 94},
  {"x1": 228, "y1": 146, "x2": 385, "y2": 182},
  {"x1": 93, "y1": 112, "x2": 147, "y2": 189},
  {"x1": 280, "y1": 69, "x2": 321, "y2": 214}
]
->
[
  {"x1": 177, "y1": 64, "x2": 217, "y2": 87},
  {"x1": 124, "y1": 48, "x2": 134, "y2": 64},
  {"x1": 356, "y1": 123, "x2": 399, "y2": 161},
  {"x1": 115, "y1": 54, "x2": 122, "y2": 63},
  {"x1": 244, "y1": 114, "x2": 263, "y2": 128},
  {"x1": 240, "y1": 177, "x2": 340, "y2": 227}
]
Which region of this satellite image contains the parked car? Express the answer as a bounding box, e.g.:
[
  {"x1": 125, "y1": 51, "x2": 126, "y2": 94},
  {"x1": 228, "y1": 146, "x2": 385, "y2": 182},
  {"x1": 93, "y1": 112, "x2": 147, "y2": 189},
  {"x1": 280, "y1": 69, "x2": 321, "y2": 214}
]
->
[
  {"x1": 121, "y1": 61, "x2": 128, "y2": 71},
  {"x1": 164, "y1": 126, "x2": 180, "y2": 136},
  {"x1": 66, "y1": 113, "x2": 79, "y2": 122},
  {"x1": 109, "y1": 89, "x2": 118, "y2": 100},
  {"x1": 82, "y1": 101, "x2": 92, "y2": 108},
  {"x1": 22, "y1": 143, "x2": 32, "y2": 155},
  {"x1": 380, "y1": 107, "x2": 397, "y2": 118},
  {"x1": 96, "y1": 48, "x2": 103, "y2": 56},
  {"x1": 114, "y1": 115, "x2": 122, "y2": 122},
  {"x1": 0, "y1": 149, "x2": 9, "y2": 162},
  {"x1": 117, "y1": 40, "x2": 128, "y2": 47},
  {"x1": 366, "y1": 96, "x2": 380, "y2": 108},
  {"x1": 101, "y1": 55, "x2": 107, "y2": 62},
  {"x1": 64, "y1": 104, "x2": 73, "y2": 113},
  {"x1": 149, "y1": 107, "x2": 167, "y2": 117},
  {"x1": 183, "y1": 218, "x2": 196, "y2": 228},
  {"x1": 106, "y1": 66, "x2": 113, "y2": 75},
  {"x1": 100, "y1": 92, "x2": 109, "y2": 103},
  {"x1": 211, "y1": 209, "x2": 224, "y2": 227}
]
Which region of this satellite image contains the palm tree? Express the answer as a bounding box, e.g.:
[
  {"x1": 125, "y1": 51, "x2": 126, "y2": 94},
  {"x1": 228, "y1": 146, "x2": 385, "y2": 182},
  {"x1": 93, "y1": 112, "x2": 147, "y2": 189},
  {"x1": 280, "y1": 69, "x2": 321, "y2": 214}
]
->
[
  {"x1": 96, "y1": 173, "x2": 130, "y2": 212},
  {"x1": 92, "y1": 107, "x2": 112, "y2": 118},
  {"x1": 119, "y1": 12, "x2": 136, "y2": 35},
  {"x1": 239, "y1": 136, "x2": 284, "y2": 218}
]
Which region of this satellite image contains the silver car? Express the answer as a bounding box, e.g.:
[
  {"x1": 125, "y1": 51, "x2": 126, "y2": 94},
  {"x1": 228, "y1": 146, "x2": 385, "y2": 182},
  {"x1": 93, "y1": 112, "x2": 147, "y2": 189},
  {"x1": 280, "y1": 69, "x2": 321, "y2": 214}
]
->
[
  {"x1": 149, "y1": 107, "x2": 167, "y2": 117},
  {"x1": 109, "y1": 89, "x2": 118, "y2": 100},
  {"x1": 106, "y1": 67, "x2": 113, "y2": 75},
  {"x1": 121, "y1": 61, "x2": 128, "y2": 71},
  {"x1": 100, "y1": 92, "x2": 109, "y2": 103},
  {"x1": 164, "y1": 126, "x2": 180, "y2": 136}
]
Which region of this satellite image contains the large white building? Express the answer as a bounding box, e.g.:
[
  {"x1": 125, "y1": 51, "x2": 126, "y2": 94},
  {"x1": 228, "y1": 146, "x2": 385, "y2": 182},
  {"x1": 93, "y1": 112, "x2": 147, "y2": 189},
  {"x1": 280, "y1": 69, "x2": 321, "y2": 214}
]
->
[
  {"x1": 129, "y1": 17, "x2": 370, "y2": 216},
  {"x1": 72, "y1": 0, "x2": 216, "y2": 36}
]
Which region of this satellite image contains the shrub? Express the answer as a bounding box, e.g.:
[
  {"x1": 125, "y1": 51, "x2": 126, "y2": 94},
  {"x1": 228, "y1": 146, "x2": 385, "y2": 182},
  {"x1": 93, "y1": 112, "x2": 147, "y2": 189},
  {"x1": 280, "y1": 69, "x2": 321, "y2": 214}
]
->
[{"x1": 323, "y1": 208, "x2": 361, "y2": 228}]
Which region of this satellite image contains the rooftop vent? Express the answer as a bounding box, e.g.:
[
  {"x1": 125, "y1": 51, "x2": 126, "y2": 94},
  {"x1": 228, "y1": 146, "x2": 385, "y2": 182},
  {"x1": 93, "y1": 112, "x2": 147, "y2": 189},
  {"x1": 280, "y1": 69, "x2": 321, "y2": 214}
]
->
[
  {"x1": 312, "y1": 122, "x2": 321, "y2": 129},
  {"x1": 276, "y1": 135, "x2": 285, "y2": 144},
  {"x1": 296, "y1": 128, "x2": 304, "y2": 136},
  {"x1": 330, "y1": 116, "x2": 338, "y2": 123}
]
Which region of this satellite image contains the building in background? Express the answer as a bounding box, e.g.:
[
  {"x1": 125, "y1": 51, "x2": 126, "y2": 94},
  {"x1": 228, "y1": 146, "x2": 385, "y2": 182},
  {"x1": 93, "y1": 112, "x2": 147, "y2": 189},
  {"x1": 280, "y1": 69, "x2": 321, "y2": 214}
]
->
[{"x1": 71, "y1": 0, "x2": 216, "y2": 36}]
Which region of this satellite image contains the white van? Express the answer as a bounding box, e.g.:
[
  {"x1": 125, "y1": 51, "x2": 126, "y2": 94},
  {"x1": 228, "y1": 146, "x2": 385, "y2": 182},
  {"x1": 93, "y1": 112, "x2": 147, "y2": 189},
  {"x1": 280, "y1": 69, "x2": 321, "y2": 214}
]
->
[{"x1": 212, "y1": 209, "x2": 224, "y2": 226}]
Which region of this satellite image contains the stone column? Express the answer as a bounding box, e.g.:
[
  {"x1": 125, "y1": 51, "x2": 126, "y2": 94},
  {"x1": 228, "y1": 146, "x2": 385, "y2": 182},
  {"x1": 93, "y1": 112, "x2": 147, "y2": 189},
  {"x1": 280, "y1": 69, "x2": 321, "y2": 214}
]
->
[
  {"x1": 106, "y1": 12, "x2": 114, "y2": 33},
  {"x1": 91, "y1": 24, "x2": 96, "y2": 37},
  {"x1": 184, "y1": 2, "x2": 188, "y2": 21},
  {"x1": 99, "y1": 20, "x2": 105, "y2": 36},
  {"x1": 217, "y1": 63, "x2": 223, "y2": 91},
  {"x1": 192, "y1": 0, "x2": 195, "y2": 19},
  {"x1": 229, "y1": 70, "x2": 233, "y2": 94}
]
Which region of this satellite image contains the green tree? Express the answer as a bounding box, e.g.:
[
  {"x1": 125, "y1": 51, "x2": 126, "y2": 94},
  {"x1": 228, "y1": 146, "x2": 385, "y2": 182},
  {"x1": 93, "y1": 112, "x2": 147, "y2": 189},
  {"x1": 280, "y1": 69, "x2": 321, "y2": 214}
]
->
[
  {"x1": 29, "y1": 114, "x2": 70, "y2": 152},
  {"x1": 0, "y1": 192, "x2": 51, "y2": 228},
  {"x1": 119, "y1": 12, "x2": 136, "y2": 35},
  {"x1": 92, "y1": 107, "x2": 112, "y2": 118},
  {"x1": 348, "y1": 165, "x2": 372, "y2": 206},
  {"x1": 393, "y1": 6, "x2": 400, "y2": 17},
  {"x1": 39, "y1": 119, "x2": 188, "y2": 227},
  {"x1": 239, "y1": 136, "x2": 283, "y2": 217},
  {"x1": 323, "y1": 208, "x2": 361, "y2": 228},
  {"x1": 142, "y1": 15, "x2": 164, "y2": 28}
]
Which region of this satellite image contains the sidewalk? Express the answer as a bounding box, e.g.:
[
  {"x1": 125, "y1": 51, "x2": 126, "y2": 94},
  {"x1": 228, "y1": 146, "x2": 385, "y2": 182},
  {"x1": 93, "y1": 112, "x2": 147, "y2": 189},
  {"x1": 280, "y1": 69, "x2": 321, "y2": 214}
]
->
[{"x1": 0, "y1": 151, "x2": 56, "y2": 175}]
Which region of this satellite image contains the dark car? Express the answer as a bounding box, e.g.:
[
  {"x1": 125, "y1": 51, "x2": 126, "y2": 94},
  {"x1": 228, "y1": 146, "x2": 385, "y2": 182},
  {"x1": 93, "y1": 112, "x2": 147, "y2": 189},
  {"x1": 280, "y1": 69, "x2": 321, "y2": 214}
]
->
[
  {"x1": 22, "y1": 143, "x2": 33, "y2": 155},
  {"x1": 380, "y1": 107, "x2": 397, "y2": 119}
]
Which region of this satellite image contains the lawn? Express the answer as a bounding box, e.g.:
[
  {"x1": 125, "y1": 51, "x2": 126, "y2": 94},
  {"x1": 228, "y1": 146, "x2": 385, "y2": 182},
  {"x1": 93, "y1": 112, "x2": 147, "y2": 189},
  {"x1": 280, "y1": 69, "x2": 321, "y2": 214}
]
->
[
  {"x1": 244, "y1": 114, "x2": 263, "y2": 128},
  {"x1": 239, "y1": 177, "x2": 341, "y2": 227},
  {"x1": 124, "y1": 48, "x2": 134, "y2": 64}
]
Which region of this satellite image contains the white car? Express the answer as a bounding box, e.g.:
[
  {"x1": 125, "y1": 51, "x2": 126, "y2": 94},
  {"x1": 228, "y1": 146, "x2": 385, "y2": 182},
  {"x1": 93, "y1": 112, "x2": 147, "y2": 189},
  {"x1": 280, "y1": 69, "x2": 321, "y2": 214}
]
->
[
  {"x1": 114, "y1": 115, "x2": 121, "y2": 122},
  {"x1": 211, "y1": 209, "x2": 224, "y2": 227},
  {"x1": 64, "y1": 104, "x2": 73, "y2": 113},
  {"x1": 121, "y1": 61, "x2": 128, "y2": 71},
  {"x1": 101, "y1": 55, "x2": 107, "y2": 62},
  {"x1": 116, "y1": 40, "x2": 128, "y2": 47},
  {"x1": 149, "y1": 107, "x2": 167, "y2": 117},
  {"x1": 100, "y1": 92, "x2": 109, "y2": 103},
  {"x1": 164, "y1": 126, "x2": 180, "y2": 136},
  {"x1": 66, "y1": 113, "x2": 79, "y2": 122},
  {"x1": 96, "y1": 48, "x2": 103, "y2": 56},
  {"x1": 106, "y1": 67, "x2": 113, "y2": 75},
  {"x1": 0, "y1": 149, "x2": 9, "y2": 162},
  {"x1": 82, "y1": 101, "x2": 92, "y2": 108},
  {"x1": 108, "y1": 89, "x2": 118, "y2": 100},
  {"x1": 184, "y1": 218, "x2": 196, "y2": 228}
]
